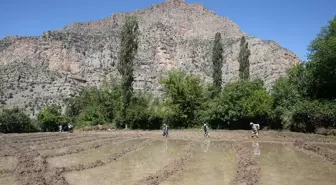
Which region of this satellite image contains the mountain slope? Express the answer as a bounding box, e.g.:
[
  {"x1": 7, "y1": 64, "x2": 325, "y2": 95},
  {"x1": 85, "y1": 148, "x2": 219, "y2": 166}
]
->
[{"x1": 0, "y1": 0, "x2": 300, "y2": 116}]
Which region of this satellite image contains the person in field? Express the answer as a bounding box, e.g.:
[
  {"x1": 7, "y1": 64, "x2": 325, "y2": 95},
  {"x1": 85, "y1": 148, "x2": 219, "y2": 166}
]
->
[
  {"x1": 163, "y1": 124, "x2": 169, "y2": 137},
  {"x1": 68, "y1": 123, "x2": 73, "y2": 133},
  {"x1": 203, "y1": 124, "x2": 209, "y2": 137},
  {"x1": 59, "y1": 125, "x2": 62, "y2": 132},
  {"x1": 250, "y1": 122, "x2": 260, "y2": 138}
]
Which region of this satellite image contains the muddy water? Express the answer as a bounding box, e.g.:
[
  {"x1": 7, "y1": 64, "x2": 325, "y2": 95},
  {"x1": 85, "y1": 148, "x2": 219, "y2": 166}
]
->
[
  {"x1": 248, "y1": 142, "x2": 336, "y2": 185},
  {"x1": 48, "y1": 139, "x2": 146, "y2": 168},
  {"x1": 0, "y1": 156, "x2": 17, "y2": 171},
  {"x1": 161, "y1": 140, "x2": 237, "y2": 185},
  {"x1": 65, "y1": 139, "x2": 187, "y2": 185}
]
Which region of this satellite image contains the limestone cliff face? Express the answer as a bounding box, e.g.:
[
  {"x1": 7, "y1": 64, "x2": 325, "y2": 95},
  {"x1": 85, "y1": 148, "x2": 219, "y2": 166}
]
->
[{"x1": 0, "y1": 0, "x2": 300, "y2": 116}]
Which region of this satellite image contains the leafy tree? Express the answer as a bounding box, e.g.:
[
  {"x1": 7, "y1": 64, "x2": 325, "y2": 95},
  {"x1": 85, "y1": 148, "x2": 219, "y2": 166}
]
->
[
  {"x1": 115, "y1": 93, "x2": 162, "y2": 130},
  {"x1": 271, "y1": 76, "x2": 302, "y2": 129},
  {"x1": 291, "y1": 100, "x2": 336, "y2": 133},
  {"x1": 305, "y1": 16, "x2": 336, "y2": 99},
  {"x1": 272, "y1": 77, "x2": 301, "y2": 108},
  {"x1": 212, "y1": 32, "x2": 224, "y2": 94},
  {"x1": 37, "y1": 105, "x2": 61, "y2": 132},
  {"x1": 65, "y1": 86, "x2": 122, "y2": 127},
  {"x1": 117, "y1": 16, "x2": 139, "y2": 127},
  {"x1": 200, "y1": 79, "x2": 265, "y2": 129},
  {"x1": 76, "y1": 105, "x2": 108, "y2": 128},
  {"x1": 238, "y1": 36, "x2": 251, "y2": 80},
  {"x1": 160, "y1": 70, "x2": 204, "y2": 128},
  {"x1": 243, "y1": 90, "x2": 274, "y2": 125},
  {"x1": 0, "y1": 108, "x2": 35, "y2": 133}
]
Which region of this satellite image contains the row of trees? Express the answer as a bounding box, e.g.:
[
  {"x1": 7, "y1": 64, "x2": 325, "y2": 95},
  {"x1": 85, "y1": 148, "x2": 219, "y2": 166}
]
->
[{"x1": 1, "y1": 16, "x2": 335, "y2": 134}]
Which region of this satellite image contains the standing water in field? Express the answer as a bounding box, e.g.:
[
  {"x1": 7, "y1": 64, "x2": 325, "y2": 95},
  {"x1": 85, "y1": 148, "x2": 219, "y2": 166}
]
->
[
  {"x1": 164, "y1": 138, "x2": 168, "y2": 150},
  {"x1": 249, "y1": 143, "x2": 336, "y2": 185},
  {"x1": 202, "y1": 138, "x2": 211, "y2": 153},
  {"x1": 161, "y1": 141, "x2": 237, "y2": 185},
  {"x1": 252, "y1": 142, "x2": 260, "y2": 156},
  {"x1": 65, "y1": 140, "x2": 187, "y2": 185}
]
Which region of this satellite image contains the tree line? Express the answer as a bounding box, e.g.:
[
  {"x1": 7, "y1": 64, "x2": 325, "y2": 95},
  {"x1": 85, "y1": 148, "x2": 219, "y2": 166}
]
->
[{"x1": 1, "y1": 16, "x2": 335, "y2": 135}]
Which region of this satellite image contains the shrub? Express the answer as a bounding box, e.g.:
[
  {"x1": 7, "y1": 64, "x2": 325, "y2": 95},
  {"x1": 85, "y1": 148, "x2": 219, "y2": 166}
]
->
[
  {"x1": 115, "y1": 93, "x2": 162, "y2": 130},
  {"x1": 200, "y1": 79, "x2": 267, "y2": 129},
  {"x1": 290, "y1": 100, "x2": 336, "y2": 133},
  {"x1": 37, "y1": 105, "x2": 62, "y2": 132},
  {"x1": 0, "y1": 108, "x2": 36, "y2": 133}
]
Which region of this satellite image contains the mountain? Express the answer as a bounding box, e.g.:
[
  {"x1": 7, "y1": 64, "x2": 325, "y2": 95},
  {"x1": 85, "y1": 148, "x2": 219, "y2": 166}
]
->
[{"x1": 0, "y1": 0, "x2": 300, "y2": 116}]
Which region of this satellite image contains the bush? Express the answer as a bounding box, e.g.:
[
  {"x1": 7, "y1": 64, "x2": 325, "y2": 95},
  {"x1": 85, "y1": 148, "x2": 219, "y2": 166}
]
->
[
  {"x1": 37, "y1": 105, "x2": 62, "y2": 132},
  {"x1": 200, "y1": 79, "x2": 268, "y2": 129},
  {"x1": 0, "y1": 108, "x2": 36, "y2": 133},
  {"x1": 115, "y1": 93, "x2": 162, "y2": 130},
  {"x1": 76, "y1": 105, "x2": 108, "y2": 128},
  {"x1": 66, "y1": 86, "x2": 122, "y2": 127},
  {"x1": 290, "y1": 100, "x2": 336, "y2": 133}
]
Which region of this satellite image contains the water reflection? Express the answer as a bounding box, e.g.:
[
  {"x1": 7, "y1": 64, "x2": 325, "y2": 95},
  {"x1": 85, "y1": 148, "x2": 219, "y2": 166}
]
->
[
  {"x1": 164, "y1": 138, "x2": 168, "y2": 150},
  {"x1": 252, "y1": 142, "x2": 261, "y2": 156},
  {"x1": 202, "y1": 139, "x2": 211, "y2": 153}
]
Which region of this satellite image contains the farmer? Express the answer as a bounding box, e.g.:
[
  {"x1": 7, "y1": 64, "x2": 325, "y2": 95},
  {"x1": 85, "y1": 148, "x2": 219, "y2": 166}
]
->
[
  {"x1": 203, "y1": 124, "x2": 209, "y2": 137},
  {"x1": 163, "y1": 124, "x2": 169, "y2": 137},
  {"x1": 59, "y1": 125, "x2": 62, "y2": 132},
  {"x1": 250, "y1": 122, "x2": 260, "y2": 138},
  {"x1": 68, "y1": 123, "x2": 73, "y2": 133}
]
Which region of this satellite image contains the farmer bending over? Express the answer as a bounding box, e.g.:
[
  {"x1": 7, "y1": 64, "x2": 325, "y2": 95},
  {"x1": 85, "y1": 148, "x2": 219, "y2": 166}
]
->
[{"x1": 250, "y1": 122, "x2": 260, "y2": 138}]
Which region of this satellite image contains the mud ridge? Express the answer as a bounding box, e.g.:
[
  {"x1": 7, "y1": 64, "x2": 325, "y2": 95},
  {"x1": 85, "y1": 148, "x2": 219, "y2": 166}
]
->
[
  {"x1": 17, "y1": 135, "x2": 102, "y2": 146},
  {"x1": 7, "y1": 133, "x2": 63, "y2": 141},
  {"x1": 0, "y1": 169, "x2": 13, "y2": 175},
  {"x1": 6, "y1": 139, "x2": 50, "y2": 185},
  {"x1": 0, "y1": 144, "x2": 15, "y2": 157},
  {"x1": 12, "y1": 135, "x2": 73, "y2": 144},
  {"x1": 36, "y1": 135, "x2": 119, "y2": 150},
  {"x1": 135, "y1": 142, "x2": 196, "y2": 185},
  {"x1": 231, "y1": 143, "x2": 260, "y2": 185},
  {"x1": 44, "y1": 139, "x2": 154, "y2": 185},
  {"x1": 41, "y1": 138, "x2": 131, "y2": 158},
  {"x1": 294, "y1": 140, "x2": 336, "y2": 165}
]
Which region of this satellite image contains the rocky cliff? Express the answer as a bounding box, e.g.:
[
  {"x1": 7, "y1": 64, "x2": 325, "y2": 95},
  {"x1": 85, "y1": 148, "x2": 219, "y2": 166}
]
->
[{"x1": 0, "y1": 0, "x2": 300, "y2": 116}]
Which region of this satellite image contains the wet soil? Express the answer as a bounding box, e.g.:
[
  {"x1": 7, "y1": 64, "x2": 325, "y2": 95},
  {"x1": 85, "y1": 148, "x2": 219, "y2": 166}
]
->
[
  {"x1": 64, "y1": 139, "x2": 187, "y2": 185},
  {"x1": 0, "y1": 130, "x2": 335, "y2": 185},
  {"x1": 249, "y1": 142, "x2": 336, "y2": 185},
  {"x1": 0, "y1": 156, "x2": 17, "y2": 171},
  {"x1": 47, "y1": 138, "x2": 145, "y2": 168},
  {"x1": 160, "y1": 140, "x2": 237, "y2": 185}
]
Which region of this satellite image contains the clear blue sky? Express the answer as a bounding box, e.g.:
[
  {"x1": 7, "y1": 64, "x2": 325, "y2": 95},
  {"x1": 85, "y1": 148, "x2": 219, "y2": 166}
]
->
[{"x1": 1, "y1": 0, "x2": 335, "y2": 61}]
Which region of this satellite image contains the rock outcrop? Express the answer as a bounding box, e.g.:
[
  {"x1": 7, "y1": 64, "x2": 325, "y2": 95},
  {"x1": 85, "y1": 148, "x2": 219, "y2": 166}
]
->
[{"x1": 0, "y1": 0, "x2": 300, "y2": 116}]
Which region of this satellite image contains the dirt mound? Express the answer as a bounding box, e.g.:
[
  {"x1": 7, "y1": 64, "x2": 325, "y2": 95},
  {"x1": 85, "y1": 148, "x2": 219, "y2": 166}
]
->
[
  {"x1": 294, "y1": 140, "x2": 336, "y2": 165},
  {"x1": 41, "y1": 137, "x2": 124, "y2": 158},
  {"x1": 231, "y1": 143, "x2": 260, "y2": 185},
  {"x1": 82, "y1": 125, "x2": 114, "y2": 131}
]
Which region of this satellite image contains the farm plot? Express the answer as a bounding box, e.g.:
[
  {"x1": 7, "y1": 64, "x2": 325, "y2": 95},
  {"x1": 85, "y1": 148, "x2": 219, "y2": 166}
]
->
[{"x1": 0, "y1": 130, "x2": 335, "y2": 185}]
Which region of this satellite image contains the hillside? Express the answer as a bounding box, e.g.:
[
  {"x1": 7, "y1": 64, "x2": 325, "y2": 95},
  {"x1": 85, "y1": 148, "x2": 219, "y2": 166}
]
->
[{"x1": 0, "y1": 0, "x2": 300, "y2": 116}]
